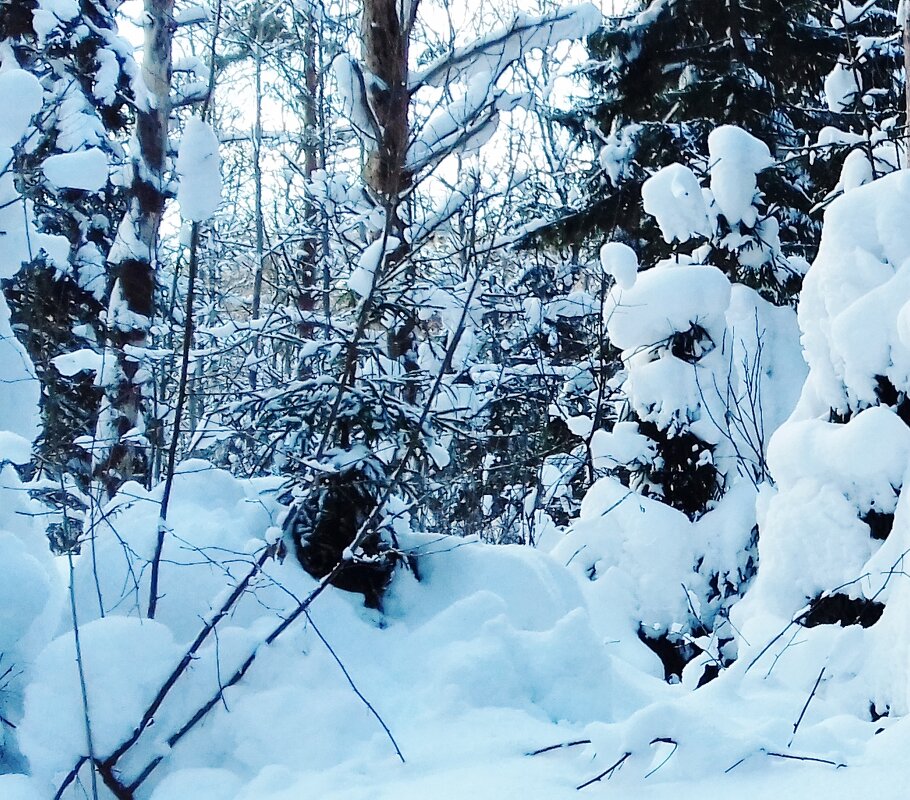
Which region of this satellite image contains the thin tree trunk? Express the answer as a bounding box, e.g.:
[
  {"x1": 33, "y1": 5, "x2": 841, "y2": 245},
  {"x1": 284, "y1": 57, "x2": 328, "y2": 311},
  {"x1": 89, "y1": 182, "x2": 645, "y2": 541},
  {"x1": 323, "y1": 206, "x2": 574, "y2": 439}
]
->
[
  {"x1": 361, "y1": 0, "x2": 413, "y2": 216},
  {"x1": 95, "y1": 0, "x2": 174, "y2": 496},
  {"x1": 361, "y1": 0, "x2": 420, "y2": 399},
  {"x1": 250, "y1": 12, "x2": 265, "y2": 390},
  {"x1": 297, "y1": 10, "x2": 320, "y2": 337}
]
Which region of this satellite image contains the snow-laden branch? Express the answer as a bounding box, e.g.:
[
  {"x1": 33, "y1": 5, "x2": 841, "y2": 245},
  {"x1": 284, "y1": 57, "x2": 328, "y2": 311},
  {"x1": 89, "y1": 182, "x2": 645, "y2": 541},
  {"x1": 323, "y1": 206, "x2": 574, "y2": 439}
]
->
[{"x1": 408, "y1": 3, "x2": 601, "y2": 91}]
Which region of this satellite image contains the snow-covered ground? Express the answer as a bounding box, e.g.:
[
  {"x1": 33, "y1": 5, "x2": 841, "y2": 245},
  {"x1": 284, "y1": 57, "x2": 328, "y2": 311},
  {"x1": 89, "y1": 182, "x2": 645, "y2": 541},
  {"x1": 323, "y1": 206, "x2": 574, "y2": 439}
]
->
[
  {"x1": 3, "y1": 457, "x2": 910, "y2": 799},
  {"x1": 4, "y1": 47, "x2": 910, "y2": 800}
]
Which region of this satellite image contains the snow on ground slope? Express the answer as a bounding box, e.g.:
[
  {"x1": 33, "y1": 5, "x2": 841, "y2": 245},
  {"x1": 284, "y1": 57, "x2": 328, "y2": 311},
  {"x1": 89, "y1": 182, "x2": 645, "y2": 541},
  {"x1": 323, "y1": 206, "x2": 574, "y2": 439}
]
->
[
  {"x1": 7, "y1": 157, "x2": 910, "y2": 800},
  {"x1": 4, "y1": 456, "x2": 910, "y2": 799}
]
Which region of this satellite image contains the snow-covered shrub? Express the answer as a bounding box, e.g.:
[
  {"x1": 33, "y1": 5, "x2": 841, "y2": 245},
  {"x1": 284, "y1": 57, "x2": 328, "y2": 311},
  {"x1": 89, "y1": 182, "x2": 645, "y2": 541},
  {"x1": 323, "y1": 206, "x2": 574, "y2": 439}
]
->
[
  {"x1": 735, "y1": 173, "x2": 910, "y2": 719},
  {"x1": 0, "y1": 67, "x2": 64, "y2": 771},
  {"x1": 556, "y1": 126, "x2": 807, "y2": 680}
]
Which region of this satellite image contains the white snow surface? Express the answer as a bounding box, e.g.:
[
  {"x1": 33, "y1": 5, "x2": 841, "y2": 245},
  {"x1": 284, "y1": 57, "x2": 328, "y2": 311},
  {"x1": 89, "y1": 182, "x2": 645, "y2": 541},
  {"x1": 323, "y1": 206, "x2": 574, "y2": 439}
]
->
[
  {"x1": 42, "y1": 148, "x2": 109, "y2": 191},
  {"x1": 176, "y1": 119, "x2": 222, "y2": 222},
  {"x1": 0, "y1": 71, "x2": 69, "y2": 778},
  {"x1": 825, "y1": 61, "x2": 861, "y2": 112},
  {"x1": 4, "y1": 61, "x2": 910, "y2": 800},
  {"x1": 641, "y1": 163, "x2": 710, "y2": 243},
  {"x1": 349, "y1": 235, "x2": 401, "y2": 298},
  {"x1": 0, "y1": 70, "x2": 42, "y2": 148},
  {"x1": 599, "y1": 241, "x2": 638, "y2": 288},
  {"x1": 605, "y1": 262, "x2": 731, "y2": 351},
  {"x1": 799, "y1": 169, "x2": 910, "y2": 413},
  {"x1": 707, "y1": 125, "x2": 772, "y2": 227},
  {"x1": 410, "y1": 4, "x2": 601, "y2": 90},
  {"x1": 3, "y1": 452, "x2": 909, "y2": 799}
]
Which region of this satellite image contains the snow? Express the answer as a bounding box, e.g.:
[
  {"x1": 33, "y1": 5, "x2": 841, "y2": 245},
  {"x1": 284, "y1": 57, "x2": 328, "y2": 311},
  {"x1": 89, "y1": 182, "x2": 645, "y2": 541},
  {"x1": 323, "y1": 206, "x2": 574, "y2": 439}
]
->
[
  {"x1": 590, "y1": 422, "x2": 656, "y2": 472},
  {"x1": 0, "y1": 431, "x2": 33, "y2": 465},
  {"x1": 0, "y1": 299, "x2": 61, "y2": 774},
  {"x1": 93, "y1": 47, "x2": 120, "y2": 105},
  {"x1": 0, "y1": 533, "x2": 53, "y2": 655},
  {"x1": 14, "y1": 463, "x2": 638, "y2": 798},
  {"x1": 599, "y1": 241, "x2": 638, "y2": 288},
  {"x1": 0, "y1": 70, "x2": 42, "y2": 148},
  {"x1": 175, "y1": 4, "x2": 210, "y2": 25},
  {"x1": 409, "y1": 72, "x2": 494, "y2": 168},
  {"x1": 799, "y1": 169, "x2": 910, "y2": 412},
  {"x1": 605, "y1": 262, "x2": 731, "y2": 350},
  {"x1": 176, "y1": 119, "x2": 222, "y2": 222},
  {"x1": 51, "y1": 347, "x2": 103, "y2": 377},
  {"x1": 410, "y1": 4, "x2": 602, "y2": 90},
  {"x1": 598, "y1": 123, "x2": 639, "y2": 184},
  {"x1": 0, "y1": 294, "x2": 40, "y2": 441},
  {"x1": 707, "y1": 125, "x2": 772, "y2": 227},
  {"x1": 825, "y1": 61, "x2": 860, "y2": 112},
  {"x1": 641, "y1": 163, "x2": 710, "y2": 243},
  {"x1": 19, "y1": 617, "x2": 180, "y2": 780},
  {"x1": 0, "y1": 775, "x2": 43, "y2": 800},
  {"x1": 42, "y1": 148, "x2": 109, "y2": 191},
  {"x1": 769, "y1": 406, "x2": 910, "y2": 512},
  {"x1": 32, "y1": 0, "x2": 80, "y2": 42},
  {"x1": 332, "y1": 54, "x2": 377, "y2": 146},
  {"x1": 348, "y1": 236, "x2": 400, "y2": 298},
  {"x1": 5, "y1": 8, "x2": 910, "y2": 800}
]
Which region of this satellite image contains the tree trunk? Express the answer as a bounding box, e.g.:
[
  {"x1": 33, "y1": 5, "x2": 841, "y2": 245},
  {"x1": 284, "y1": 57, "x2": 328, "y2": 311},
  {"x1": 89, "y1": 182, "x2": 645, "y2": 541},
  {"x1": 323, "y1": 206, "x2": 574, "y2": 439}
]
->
[
  {"x1": 361, "y1": 0, "x2": 412, "y2": 216},
  {"x1": 297, "y1": 9, "x2": 322, "y2": 336},
  {"x1": 250, "y1": 11, "x2": 265, "y2": 390},
  {"x1": 95, "y1": 0, "x2": 174, "y2": 496}
]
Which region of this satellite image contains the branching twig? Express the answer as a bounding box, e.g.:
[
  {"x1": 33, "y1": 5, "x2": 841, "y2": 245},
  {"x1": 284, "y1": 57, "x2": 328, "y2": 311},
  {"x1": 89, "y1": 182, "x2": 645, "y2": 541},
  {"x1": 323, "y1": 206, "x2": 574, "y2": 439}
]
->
[
  {"x1": 765, "y1": 750, "x2": 846, "y2": 768},
  {"x1": 576, "y1": 752, "x2": 631, "y2": 790},
  {"x1": 644, "y1": 737, "x2": 678, "y2": 779},
  {"x1": 305, "y1": 609, "x2": 405, "y2": 763}
]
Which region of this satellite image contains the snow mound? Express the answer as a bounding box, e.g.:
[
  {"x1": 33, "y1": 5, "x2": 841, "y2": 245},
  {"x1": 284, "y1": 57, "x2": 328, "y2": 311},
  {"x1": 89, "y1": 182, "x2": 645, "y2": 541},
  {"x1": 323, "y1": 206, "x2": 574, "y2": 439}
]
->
[
  {"x1": 176, "y1": 119, "x2": 222, "y2": 221},
  {"x1": 15, "y1": 464, "x2": 636, "y2": 798},
  {"x1": 19, "y1": 617, "x2": 180, "y2": 780},
  {"x1": 605, "y1": 263, "x2": 730, "y2": 351},
  {"x1": 799, "y1": 170, "x2": 910, "y2": 413},
  {"x1": 42, "y1": 148, "x2": 109, "y2": 191},
  {"x1": 599, "y1": 241, "x2": 639, "y2": 289},
  {"x1": 707, "y1": 125, "x2": 772, "y2": 227},
  {"x1": 641, "y1": 163, "x2": 710, "y2": 243}
]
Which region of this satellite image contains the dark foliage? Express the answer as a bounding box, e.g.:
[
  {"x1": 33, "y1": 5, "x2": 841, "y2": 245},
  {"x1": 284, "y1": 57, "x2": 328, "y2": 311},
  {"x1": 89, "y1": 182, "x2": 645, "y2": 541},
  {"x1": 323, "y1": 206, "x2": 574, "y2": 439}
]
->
[
  {"x1": 799, "y1": 593, "x2": 885, "y2": 628},
  {"x1": 283, "y1": 467, "x2": 398, "y2": 609}
]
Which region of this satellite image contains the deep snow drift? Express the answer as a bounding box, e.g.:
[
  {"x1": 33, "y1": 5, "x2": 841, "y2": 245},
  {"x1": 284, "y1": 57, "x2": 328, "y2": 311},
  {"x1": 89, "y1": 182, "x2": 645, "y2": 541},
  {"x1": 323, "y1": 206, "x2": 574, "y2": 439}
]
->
[{"x1": 4, "y1": 81, "x2": 910, "y2": 800}]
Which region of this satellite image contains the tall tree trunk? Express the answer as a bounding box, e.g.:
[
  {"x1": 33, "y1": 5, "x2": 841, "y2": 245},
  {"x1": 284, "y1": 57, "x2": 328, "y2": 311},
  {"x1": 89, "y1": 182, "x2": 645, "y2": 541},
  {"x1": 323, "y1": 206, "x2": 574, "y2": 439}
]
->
[
  {"x1": 297, "y1": 9, "x2": 322, "y2": 336},
  {"x1": 95, "y1": 0, "x2": 174, "y2": 496},
  {"x1": 361, "y1": 0, "x2": 413, "y2": 220},
  {"x1": 250, "y1": 10, "x2": 265, "y2": 390},
  {"x1": 361, "y1": 0, "x2": 420, "y2": 399}
]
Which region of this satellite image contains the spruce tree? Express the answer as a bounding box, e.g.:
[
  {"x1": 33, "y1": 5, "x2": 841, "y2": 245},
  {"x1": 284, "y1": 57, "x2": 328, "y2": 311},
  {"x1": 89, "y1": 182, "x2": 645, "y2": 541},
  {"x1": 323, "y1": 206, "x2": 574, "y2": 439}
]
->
[
  {"x1": 539, "y1": 0, "x2": 901, "y2": 280},
  {"x1": 0, "y1": 0, "x2": 134, "y2": 536},
  {"x1": 515, "y1": 0, "x2": 904, "y2": 679}
]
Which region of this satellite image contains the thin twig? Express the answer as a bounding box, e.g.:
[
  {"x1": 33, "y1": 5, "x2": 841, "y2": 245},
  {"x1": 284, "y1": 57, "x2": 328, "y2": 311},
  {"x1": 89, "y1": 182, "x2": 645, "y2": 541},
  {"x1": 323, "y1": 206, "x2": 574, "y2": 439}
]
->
[
  {"x1": 527, "y1": 739, "x2": 591, "y2": 756},
  {"x1": 789, "y1": 666, "x2": 825, "y2": 746},
  {"x1": 149, "y1": 222, "x2": 200, "y2": 620},
  {"x1": 305, "y1": 610, "x2": 405, "y2": 763},
  {"x1": 67, "y1": 527, "x2": 99, "y2": 800},
  {"x1": 766, "y1": 751, "x2": 846, "y2": 768},
  {"x1": 577, "y1": 752, "x2": 631, "y2": 790},
  {"x1": 99, "y1": 546, "x2": 274, "y2": 769},
  {"x1": 644, "y1": 737, "x2": 678, "y2": 779}
]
